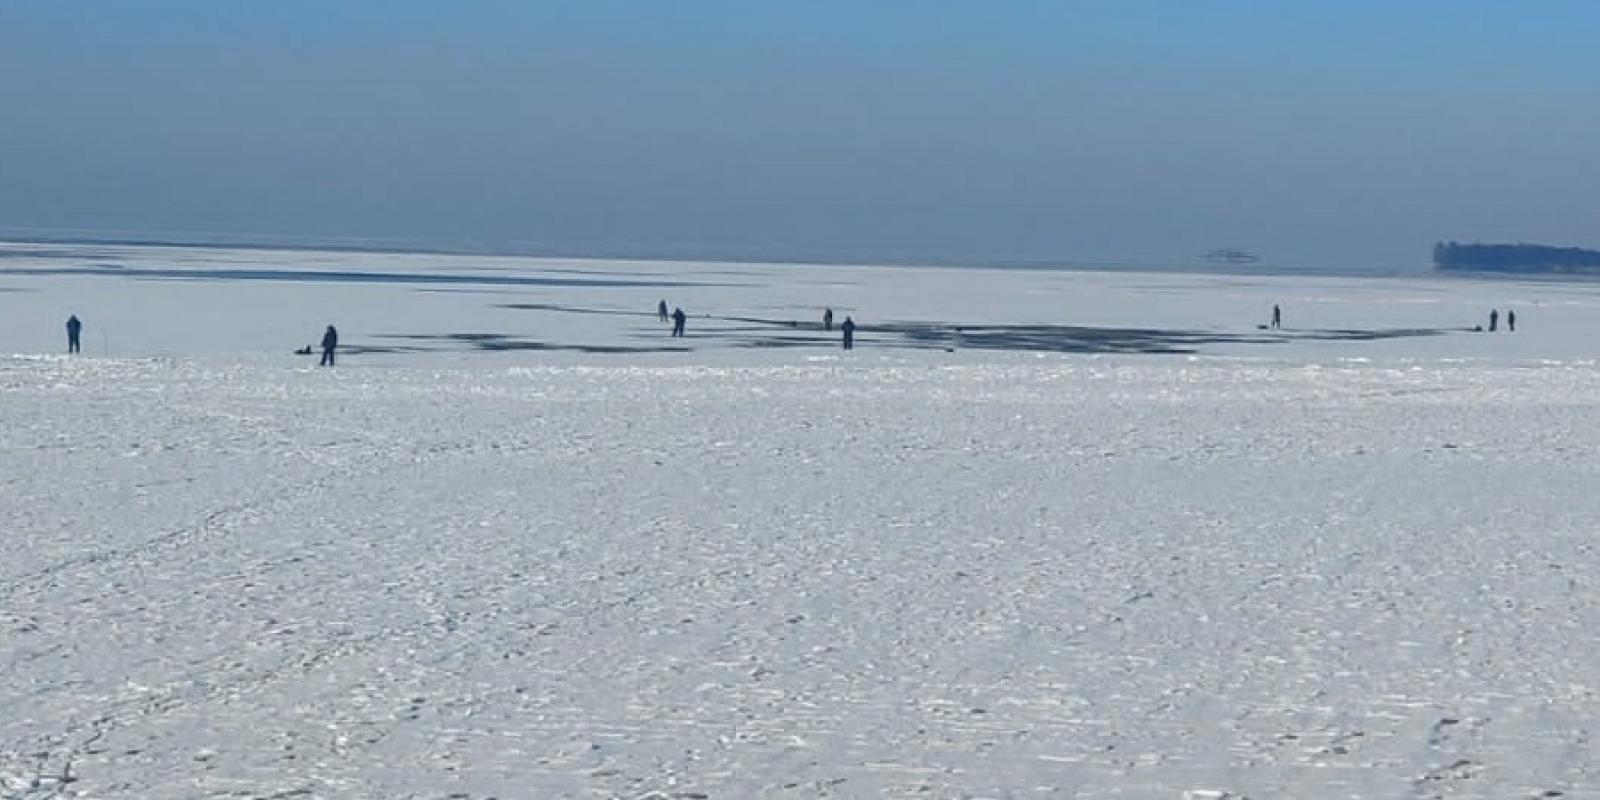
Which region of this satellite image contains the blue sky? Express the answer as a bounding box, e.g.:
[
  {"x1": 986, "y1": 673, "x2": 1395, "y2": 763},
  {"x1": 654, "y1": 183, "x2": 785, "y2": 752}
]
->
[{"x1": 1, "y1": 1, "x2": 1596, "y2": 266}]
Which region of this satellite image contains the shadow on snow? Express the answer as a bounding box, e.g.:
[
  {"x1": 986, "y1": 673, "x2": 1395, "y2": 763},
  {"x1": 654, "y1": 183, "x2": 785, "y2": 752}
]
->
[{"x1": 496, "y1": 302, "x2": 1458, "y2": 354}]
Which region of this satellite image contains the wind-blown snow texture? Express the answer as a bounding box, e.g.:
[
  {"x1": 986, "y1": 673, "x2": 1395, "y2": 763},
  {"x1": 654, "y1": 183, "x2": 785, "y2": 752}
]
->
[{"x1": 4, "y1": 242, "x2": 1600, "y2": 798}]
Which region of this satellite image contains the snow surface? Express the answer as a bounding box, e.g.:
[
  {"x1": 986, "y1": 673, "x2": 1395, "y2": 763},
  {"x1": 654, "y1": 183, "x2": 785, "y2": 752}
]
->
[{"x1": 4, "y1": 242, "x2": 1600, "y2": 798}]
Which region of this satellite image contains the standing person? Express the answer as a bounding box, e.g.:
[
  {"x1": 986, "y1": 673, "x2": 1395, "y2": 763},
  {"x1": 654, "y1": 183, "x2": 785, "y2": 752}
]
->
[
  {"x1": 1271, "y1": 304, "x2": 1282, "y2": 330},
  {"x1": 658, "y1": 300, "x2": 669, "y2": 322},
  {"x1": 1507, "y1": 309, "x2": 1517, "y2": 332},
  {"x1": 841, "y1": 316, "x2": 855, "y2": 350},
  {"x1": 320, "y1": 325, "x2": 339, "y2": 366},
  {"x1": 823, "y1": 308, "x2": 834, "y2": 331},
  {"x1": 65, "y1": 315, "x2": 82, "y2": 354},
  {"x1": 671, "y1": 307, "x2": 686, "y2": 338},
  {"x1": 1489, "y1": 309, "x2": 1499, "y2": 332}
]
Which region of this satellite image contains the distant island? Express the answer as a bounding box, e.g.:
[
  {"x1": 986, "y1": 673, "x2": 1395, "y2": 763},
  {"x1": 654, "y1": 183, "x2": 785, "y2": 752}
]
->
[{"x1": 1434, "y1": 241, "x2": 1600, "y2": 273}]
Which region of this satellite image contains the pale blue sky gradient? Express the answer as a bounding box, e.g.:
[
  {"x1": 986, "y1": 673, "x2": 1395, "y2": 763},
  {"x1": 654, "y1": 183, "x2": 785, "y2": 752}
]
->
[{"x1": 1, "y1": 1, "x2": 1597, "y2": 267}]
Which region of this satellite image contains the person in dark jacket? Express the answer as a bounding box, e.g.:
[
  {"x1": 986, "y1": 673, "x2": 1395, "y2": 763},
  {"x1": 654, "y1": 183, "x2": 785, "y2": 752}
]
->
[
  {"x1": 1507, "y1": 309, "x2": 1517, "y2": 332},
  {"x1": 823, "y1": 308, "x2": 834, "y2": 331},
  {"x1": 1489, "y1": 309, "x2": 1499, "y2": 332},
  {"x1": 671, "y1": 308, "x2": 686, "y2": 337},
  {"x1": 658, "y1": 300, "x2": 669, "y2": 322},
  {"x1": 320, "y1": 325, "x2": 338, "y2": 366},
  {"x1": 66, "y1": 315, "x2": 83, "y2": 354},
  {"x1": 1271, "y1": 304, "x2": 1281, "y2": 330},
  {"x1": 841, "y1": 316, "x2": 855, "y2": 350}
]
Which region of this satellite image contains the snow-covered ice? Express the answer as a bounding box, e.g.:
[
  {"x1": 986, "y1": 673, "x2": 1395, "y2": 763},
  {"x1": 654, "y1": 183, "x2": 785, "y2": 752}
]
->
[{"x1": 4, "y1": 242, "x2": 1600, "y2": 798}]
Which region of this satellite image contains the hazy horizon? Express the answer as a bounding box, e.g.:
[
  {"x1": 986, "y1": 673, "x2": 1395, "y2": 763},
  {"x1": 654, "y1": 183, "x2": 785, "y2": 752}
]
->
[{"x1": 3, "y1": 1, "x2": 1598, "y2": 270}]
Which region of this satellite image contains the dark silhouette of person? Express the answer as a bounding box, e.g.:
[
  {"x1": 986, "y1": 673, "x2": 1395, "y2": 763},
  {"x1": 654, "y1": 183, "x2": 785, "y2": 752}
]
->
[
  {"x1": 1507, "y1": 309, "x2": 1516, "y2": 332},
  {"x1": 658, "y1": 300, "x2": 669, "y2": 322},
  {"x1": 671, "y1": 307, "x2": 686, "y2": 338},
  {"x1": 841, "y1": 316, "x2": 855, "y2": 350},
  {"x1": 823, "y1": 308, "x2": 834, "y2": 331},
  {"x1": 65, "y1": 315, "x2": 82, "y2": 354},
  {"x1": 1489, "y1": 309, "x2": 1499, "y2": 332},
  {"x1": 320, "y1": 325, "x2": 338, "y2": 366},
  {"x1": 1271, "y1": 304, "x2": 1281, "y2": 330}
]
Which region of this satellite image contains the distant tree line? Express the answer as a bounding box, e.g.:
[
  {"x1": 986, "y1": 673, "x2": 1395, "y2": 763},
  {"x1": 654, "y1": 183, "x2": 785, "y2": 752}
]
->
[{"x1": 1434, "y1": 241, "x2": 1600, "y2": 273}]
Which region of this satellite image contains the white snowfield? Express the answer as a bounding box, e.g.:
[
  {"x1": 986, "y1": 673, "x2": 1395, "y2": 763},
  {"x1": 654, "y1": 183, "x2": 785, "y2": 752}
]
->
[{"x1": 4, "y1": 242, "x2": 1600, "y2": 798}]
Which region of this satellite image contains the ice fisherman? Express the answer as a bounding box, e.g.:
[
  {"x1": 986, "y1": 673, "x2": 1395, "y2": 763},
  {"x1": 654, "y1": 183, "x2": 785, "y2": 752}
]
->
[
  {"x1": 671, "y1": 307, "x2": 687, "y2": 338},
  {"x1": 658, "y1": 300, "x2": 669, "y2": 322},
  {"x1": 1508, "y1": 309, "x2": 1517, "y2": 332},
  {"x1": 65, "y1": 315, "x2": 82, "y2": 354},
  {"x1": 841, "y1": 316, "x2": 855, "y2": 350},
  {"x1": 823, "y1": 308, "x2": 834, "y2": 331},
  {"x1": 320, "y1": 325, "x2": 339, "y2": 366},
  {"x1": 1489, "y1": 308, "x2": 1499, "y2": 332},
  {"x1": 1271, "y1": 304, "x2": 1281, "y2": 330}
]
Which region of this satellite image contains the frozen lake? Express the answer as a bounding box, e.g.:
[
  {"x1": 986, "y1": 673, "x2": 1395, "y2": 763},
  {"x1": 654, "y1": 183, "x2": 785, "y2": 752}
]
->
[{"x1": 4, "y1": 242, "x2": 1599, "y2": 798}]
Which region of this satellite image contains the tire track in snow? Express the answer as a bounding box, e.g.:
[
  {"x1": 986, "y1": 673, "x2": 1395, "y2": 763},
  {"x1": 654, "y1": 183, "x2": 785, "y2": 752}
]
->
[
  {"x1": 2, "y1": 402, "x2": 583, "y2": 798},
  {"x1": 0, "y1": 384, "x2": 440, "y2": 797},
  {"x1": 0, "y1": 392, "x2": 427, "y2": 604}
]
